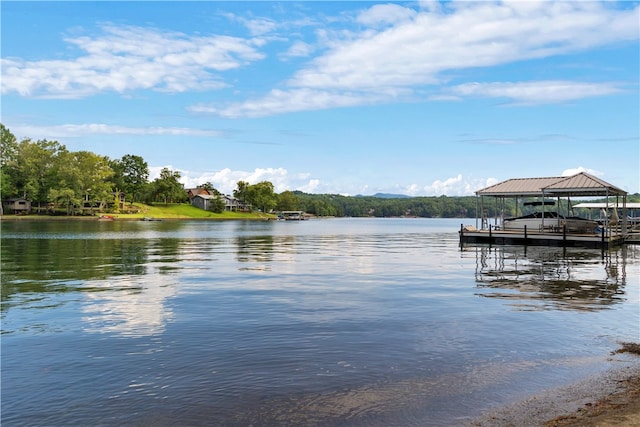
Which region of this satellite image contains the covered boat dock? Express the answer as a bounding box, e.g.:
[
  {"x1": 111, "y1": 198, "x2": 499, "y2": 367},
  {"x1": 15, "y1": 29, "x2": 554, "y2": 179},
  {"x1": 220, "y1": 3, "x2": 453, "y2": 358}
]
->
[
  {"x1": 279, "y1": 211, "x2": 307, "y2": 220},
  {"x1": 459, "y1": 172, "x2": 630, "y2": 248}
]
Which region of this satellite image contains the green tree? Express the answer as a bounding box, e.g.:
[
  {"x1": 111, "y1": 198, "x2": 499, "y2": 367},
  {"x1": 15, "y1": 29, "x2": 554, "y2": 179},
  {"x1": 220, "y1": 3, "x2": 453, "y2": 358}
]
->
[
  {"x1": 13, "y1": 139, "x2": 68, "y2": 212},
  {"x1": 51, "y1": 151, "x2": 114, "y2": 214},
  {"x1": 78, "y1": 151, "x2": 114, "y2": 210},
  {"x1": 0, "y1": 124, "x2": 18, "y2": 168},
  {"x1": 200, "y1": 182, "x2": 221, "y2": 196},
  {"x1": 152, "y1": 168, "x2": 185, "y2": 205},
  {"x1": 0, "y1": 124, "x2": 19, "y2": 207},
  {"x1": 209, "y1": 196, "x2": 226, "y2": 213},
  {"x1": 233, "y1": 180, "x2": 250, "y2": 207},
  {"x1": 48, "y1": 187, "x2": 80, "y2": 215},
  {"x1": 115, "y1": 154, "x2": 149, "y2": 204},
  {"x1": 276, "y1": 190, "x2": 300, "y2": 211},
  {"x1": 247, "y1": 181, "x2": 277, "y2": 213}
]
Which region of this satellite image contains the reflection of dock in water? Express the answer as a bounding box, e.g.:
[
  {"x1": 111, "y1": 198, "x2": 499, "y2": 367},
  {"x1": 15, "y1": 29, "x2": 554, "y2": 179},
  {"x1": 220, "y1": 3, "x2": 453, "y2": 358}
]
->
[{"x1": 465, "y1": 244, "x2": 633, "y2": 311}]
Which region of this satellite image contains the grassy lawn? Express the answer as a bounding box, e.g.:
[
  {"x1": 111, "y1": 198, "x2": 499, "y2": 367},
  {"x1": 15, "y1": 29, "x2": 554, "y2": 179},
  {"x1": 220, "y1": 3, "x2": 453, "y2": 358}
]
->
[
  {"x1": 2, "y1": 203, "x2": 277, "y2": 220},
  {"x1": 120, "y1": 203, "x2": 276, "y2": 220}
]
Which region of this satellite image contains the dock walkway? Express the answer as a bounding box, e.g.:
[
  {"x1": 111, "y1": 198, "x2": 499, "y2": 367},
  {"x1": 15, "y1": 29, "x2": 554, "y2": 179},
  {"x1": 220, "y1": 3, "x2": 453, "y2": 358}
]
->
[{"x1": 459, "y1": 225, "x2": 626, "y2": 248}]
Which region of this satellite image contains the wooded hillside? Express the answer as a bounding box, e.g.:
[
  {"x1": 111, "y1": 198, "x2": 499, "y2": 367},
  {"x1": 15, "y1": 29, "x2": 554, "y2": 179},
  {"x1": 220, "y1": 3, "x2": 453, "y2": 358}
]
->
[{"x1": 2, "y1": 123, "x2": 637, "y2": 218}]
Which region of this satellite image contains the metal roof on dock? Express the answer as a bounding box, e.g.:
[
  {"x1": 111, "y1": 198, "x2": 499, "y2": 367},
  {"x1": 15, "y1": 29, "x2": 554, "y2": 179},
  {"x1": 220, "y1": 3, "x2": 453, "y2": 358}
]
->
[{"x1": 476, "y1": 172, "x2": 627, "y2": 197}]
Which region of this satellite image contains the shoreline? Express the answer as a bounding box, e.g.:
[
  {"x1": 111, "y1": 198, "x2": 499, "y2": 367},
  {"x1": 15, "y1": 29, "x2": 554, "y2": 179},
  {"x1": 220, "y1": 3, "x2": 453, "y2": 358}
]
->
[
  {"x1": 0, "y1": 214, "x2": 274, "y2": 221},
  {"x1": 546, "y1": 371, "x2": 640, "y2": 426},
  {"x1": 469, "y1": 348, "x2": 640, "y2": 426}
]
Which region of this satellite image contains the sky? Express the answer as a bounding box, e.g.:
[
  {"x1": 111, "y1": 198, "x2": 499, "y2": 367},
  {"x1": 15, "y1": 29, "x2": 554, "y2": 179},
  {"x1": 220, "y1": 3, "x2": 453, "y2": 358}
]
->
[{"x1": 1, "y1": 1, "x2": 639, "y2": 197}]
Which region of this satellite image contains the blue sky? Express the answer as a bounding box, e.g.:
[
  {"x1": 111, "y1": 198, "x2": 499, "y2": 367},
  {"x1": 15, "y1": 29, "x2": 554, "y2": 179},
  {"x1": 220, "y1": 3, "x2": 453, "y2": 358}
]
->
[{"x1": 2, "y1": 1, "x2": 639, "y2": 196}]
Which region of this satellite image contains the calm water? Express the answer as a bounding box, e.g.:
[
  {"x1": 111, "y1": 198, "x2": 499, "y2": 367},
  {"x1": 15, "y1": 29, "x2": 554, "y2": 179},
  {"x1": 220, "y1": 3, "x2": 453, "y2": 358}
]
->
[{"x1": 1, "y1": 218, "x2": 638, "y2": 426}]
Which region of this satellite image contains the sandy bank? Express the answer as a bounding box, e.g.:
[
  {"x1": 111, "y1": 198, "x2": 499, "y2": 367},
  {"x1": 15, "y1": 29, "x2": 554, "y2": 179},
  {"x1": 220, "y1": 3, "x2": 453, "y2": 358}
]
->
[{"x1": 470, "y1": 345, "x2": 640, "y2": 427}]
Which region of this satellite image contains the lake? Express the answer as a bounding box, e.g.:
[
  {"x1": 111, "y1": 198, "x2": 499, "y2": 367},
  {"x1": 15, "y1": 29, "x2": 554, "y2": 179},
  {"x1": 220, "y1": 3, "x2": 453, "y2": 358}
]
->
[{"x1": 1, "y1": 218, "x2": 638, "y2": 426}]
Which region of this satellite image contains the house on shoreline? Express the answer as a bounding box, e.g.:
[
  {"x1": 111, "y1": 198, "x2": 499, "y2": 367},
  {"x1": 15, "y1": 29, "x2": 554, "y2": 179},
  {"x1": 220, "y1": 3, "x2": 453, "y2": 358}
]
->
[
  {"x1": 2, "y1": 197, "x2": 31, "y2": 215},
  {"x1": 2, "y1": 193, "x2": 126, "y2": 215},
  {"x1": 186, "y1": 187, "x2": 249, "y2": 212}
]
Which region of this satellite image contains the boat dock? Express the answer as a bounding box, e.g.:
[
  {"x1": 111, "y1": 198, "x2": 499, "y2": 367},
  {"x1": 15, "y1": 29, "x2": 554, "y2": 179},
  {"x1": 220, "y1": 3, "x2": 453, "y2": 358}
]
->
[
  {"x1": 279, "y1": 210, "x2": 307, "y2": 220},
  {"x1": 459, "y1": 225, "x2": 626, "y2": 248},
  {"x1": 459, "y1": 172, "x2": 633, "y2": 249}
]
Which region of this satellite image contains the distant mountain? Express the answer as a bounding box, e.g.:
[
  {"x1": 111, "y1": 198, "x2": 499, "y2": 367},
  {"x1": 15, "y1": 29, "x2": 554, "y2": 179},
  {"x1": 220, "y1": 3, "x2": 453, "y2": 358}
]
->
[{"x1": 356, "y1": 193, "x2": 411, "y2": 199}]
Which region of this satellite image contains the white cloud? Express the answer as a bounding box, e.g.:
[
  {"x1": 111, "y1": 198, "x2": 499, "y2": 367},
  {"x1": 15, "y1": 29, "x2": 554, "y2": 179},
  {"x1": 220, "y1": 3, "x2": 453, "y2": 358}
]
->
[
  {"x1": 279, "y1": 41, "x2": 314, "y2": 60},
  {"x1": 221, "y1": 12, "x2": 279, "y2": 36},
  {"x1": 1, "y1": 24, "x2": 264, "y2": 98},
  {"x1": 151, "y1": 164, "x2": 494, "y2": 197},
  {"x1": 290, "y1": 3, "x2": 637, "y2": 91},
  {"x1": 425, "y1": 174, "x2": 464, "y2": 196},
  {"x1": 298, "y1": 179, "x2": 321, "y2": 194},
  {"x1": 341, "y1": 174, "x2": 499, "y2": 197},
  {"x1": 8, "y1": 123, "x2": 223, "y2": 138},
  {"x1": 4, "y1": 2, "x2": 637, "y2": 110},
  {"x1": 417, "y1": 1, "x2": 443, "y2": 14},
  {"x1": 151, "y1": 166, "x2": 323, "y2": 195},
  {"x1": 244, "y1": 17, "x2": 279, "y2": 36},
  {"x1": 356, "y1": 4, "x2": 417, "y2": 27},
  {"x1": 448, "y1": 81, "x2": 624, "y2": 105},
  {"x1": 396, "y1": 175, "x2": 499, "y2": 197},
  {"x1": 561, "y1": 166, "x2": 604, "y2": 177},
  {"x1": 197, "y1": 2, "x2": 638, "y2": 117},
  {"x1": 188, "y1": 87, "x2": 399, "y2": 119}
]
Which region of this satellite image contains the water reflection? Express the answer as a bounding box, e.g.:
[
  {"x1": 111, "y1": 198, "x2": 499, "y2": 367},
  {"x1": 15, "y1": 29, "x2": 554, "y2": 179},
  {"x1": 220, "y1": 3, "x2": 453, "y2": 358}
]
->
[
  {"x1": 82, "y1": 275, "x2": 176, "y2": 337},
  {"x1": 236, "y1": 234, "x2": 275, "y2": 266},
  {"x1": 0, "y1": 222, "x2": 180, "y2": 336},
  {"x1": 1, "y1": 238, "x2": 151, "y2": 312},
  {"x1": 466, "y1": 245, "x2": 632, "y2": 311},
  {"x1": 148, "y1": 238, "x2": 184, "y2": 274}
]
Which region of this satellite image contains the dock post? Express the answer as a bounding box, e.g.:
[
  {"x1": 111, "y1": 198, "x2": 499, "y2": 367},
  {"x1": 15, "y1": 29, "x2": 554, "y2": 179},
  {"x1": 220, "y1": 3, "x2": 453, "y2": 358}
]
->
[
  {"x1": 563, "y1": 224, "x2": 567, "y2": 245},
  {"x1": 489, "y1": 224, "x2": 492, "y2": 239},
  {"x1": 524, "y1": 225, "x2": 527, "y2": 240}
]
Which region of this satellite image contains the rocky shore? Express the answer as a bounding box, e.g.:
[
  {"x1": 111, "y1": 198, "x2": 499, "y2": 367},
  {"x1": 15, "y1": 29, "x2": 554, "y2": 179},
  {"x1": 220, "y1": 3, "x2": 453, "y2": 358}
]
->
[
  {"x1": 470, "y1": 343, "x2": 640, "y2": 427},
  {"x1": 545, "y1": 371, "x2": 640, "y2": 426}
]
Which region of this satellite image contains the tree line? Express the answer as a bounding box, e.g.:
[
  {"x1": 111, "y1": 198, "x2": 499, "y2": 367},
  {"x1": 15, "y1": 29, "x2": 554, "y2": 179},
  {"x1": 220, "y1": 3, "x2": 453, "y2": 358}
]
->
[
  {"x1": 0, "y1": 124, "x2": 288, "y2": 215},
  {"x1": 0, "y1": 123, "x2": 493, "y2": 218},
  {"x1": 4, "y1": 124, "x2": 635, "y2": 218},
  {"x1": 294, "y1": 192, "x2": 490, "y2": 218}
]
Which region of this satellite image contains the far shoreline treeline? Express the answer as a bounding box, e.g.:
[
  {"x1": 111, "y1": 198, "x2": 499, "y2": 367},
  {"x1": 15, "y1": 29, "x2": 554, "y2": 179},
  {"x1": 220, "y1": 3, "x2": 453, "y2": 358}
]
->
[{"x1": 2, "y1": 124, "x2": 638, "y2": 219}]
